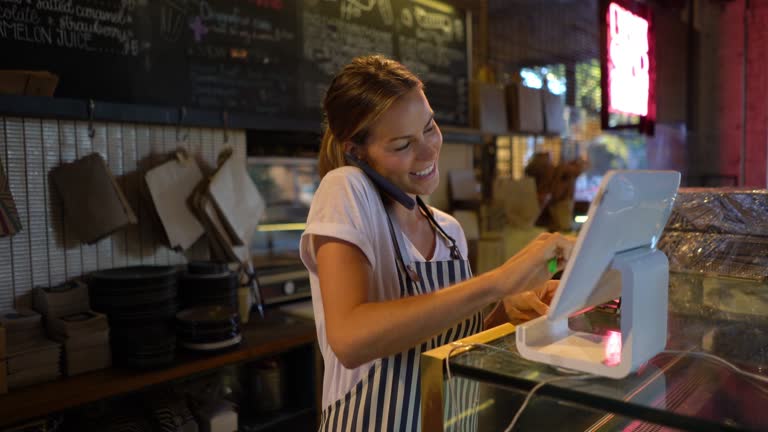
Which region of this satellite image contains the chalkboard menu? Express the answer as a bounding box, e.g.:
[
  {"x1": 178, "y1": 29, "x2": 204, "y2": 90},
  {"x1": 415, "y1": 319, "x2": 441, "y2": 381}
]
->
[{"x1": 0, "y1": 0, "x2": 468, "y2": 127}]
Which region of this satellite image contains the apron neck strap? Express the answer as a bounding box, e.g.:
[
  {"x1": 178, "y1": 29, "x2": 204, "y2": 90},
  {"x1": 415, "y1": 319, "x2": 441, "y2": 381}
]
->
[
  {"x1": 385, "y1": 207, "x2": 421, "y2": 283},
  {"x1": 385, "y1": 196, "x2": 464, "y2": 282},
  {"x1": 416, "y1": 197, "x2": 463, "y2": 260}
]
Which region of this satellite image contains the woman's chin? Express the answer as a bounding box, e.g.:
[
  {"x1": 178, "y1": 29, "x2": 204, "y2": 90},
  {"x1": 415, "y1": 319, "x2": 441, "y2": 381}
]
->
[{"x1": 408, "y1": 174, "x2": 440, "y2": 196}]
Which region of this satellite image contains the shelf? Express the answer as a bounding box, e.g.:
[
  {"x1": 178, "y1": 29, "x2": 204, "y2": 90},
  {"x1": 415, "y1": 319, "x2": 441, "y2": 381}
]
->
[
  {"x1": 0, "y1": 311, "x2": 317, "y2": 428},
  {"x1": 440, "y1": 125, "x2": 486, "y2": 144},
  {"x1": 0, "y1": 94, "x2": 323, "y2": 131}
]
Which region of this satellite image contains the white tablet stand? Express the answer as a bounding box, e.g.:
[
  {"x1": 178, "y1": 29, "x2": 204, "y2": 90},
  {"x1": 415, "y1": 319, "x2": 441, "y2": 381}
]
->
[
  {"x1": 516, "y1": 170, "x2": 680, "y2": 379},
  {"x1": 516, "y1": 246, "x2": 668, "y2": 378}
]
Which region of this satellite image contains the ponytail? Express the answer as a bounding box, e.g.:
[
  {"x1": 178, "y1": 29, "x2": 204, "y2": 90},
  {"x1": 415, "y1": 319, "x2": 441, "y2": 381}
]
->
[{"x1": 318, "y1": 128, "x2": 347, "y2": 178}]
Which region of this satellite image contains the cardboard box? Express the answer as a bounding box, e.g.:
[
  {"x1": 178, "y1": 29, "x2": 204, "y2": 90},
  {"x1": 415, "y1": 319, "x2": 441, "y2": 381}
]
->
[
  {"x1": 505, "y1": 83, "x2": 544, "y2": 134},
  {"x1": 47, "y1": 310, "x2": 108, "y2": 340},
  {"x1": 471, "y1": 81, "x2": 508, "y2": 134},
  {"x1": 33, "y1": 281, "x2": 90, "y2": 318},
  {"x1": 543, "y1": 91, "x2": 566, "y2": 134},
  {"x1": 0, "y1": 310, "x2": 45, "y2": 352}
]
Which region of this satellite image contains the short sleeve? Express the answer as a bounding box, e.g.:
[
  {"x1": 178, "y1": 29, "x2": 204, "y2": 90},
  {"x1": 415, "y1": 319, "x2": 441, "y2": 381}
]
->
[
  {"x1": 455, "y1": 223, "x2": 469, "y2": 258},
  {"x1": 300, "y1": 167, "x2": 380, "y2": 273}
]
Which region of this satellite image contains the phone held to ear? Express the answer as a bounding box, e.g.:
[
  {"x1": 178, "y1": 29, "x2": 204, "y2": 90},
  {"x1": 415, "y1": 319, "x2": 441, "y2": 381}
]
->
[{"x1": 345, "y1": 153, "x2": 416, "y2": 210}]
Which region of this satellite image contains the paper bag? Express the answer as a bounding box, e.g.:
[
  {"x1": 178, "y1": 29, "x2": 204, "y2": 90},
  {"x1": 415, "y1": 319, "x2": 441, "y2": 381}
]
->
[
  {"x1": 208, "y1": 151, "x2": 265, "y2": 246},
  {"x1": 493, "y1": 177, "x2": 541, "y2": 229},
  {"x1": 50, "y1": 153, "x2": 137, "y2": 244},
  {"x1": 145, "y1": 154, "x2": 205, "y2": 251}
]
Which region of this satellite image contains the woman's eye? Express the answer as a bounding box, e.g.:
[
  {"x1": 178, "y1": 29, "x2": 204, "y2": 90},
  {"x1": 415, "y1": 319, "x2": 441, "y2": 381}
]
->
[
  {"x1": 424, "y1": 123, "x2": 435, "y2": 134},
  {"x1": 395, "y1": 141, "x2": 411, "y2": 151}
]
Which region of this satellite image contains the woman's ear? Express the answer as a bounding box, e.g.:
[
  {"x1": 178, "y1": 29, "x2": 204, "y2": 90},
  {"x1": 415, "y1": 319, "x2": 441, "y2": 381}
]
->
[{"x1": 343, "y1": 141, "x2": 362, "y2": 160}]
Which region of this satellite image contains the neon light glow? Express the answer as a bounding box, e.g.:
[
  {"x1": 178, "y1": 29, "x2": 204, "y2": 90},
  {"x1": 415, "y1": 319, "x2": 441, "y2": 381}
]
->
[
  {"x1": 607, "y1": 2, "x2": 649, "y2": 116},
  {"x1": 604, "y1": 330, "x2": 623, "y2": 366}
]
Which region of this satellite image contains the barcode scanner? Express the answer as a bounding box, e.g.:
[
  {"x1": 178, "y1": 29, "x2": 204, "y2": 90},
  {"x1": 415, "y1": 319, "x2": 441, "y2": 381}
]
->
[{"x1": 345, "y1": 153, "x2": 416, "y2": 210}]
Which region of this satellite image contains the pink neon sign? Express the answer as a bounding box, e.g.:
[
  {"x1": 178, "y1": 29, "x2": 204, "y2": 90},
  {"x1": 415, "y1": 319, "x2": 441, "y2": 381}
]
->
[{"x1": 607, "y1": 2, "x2": 650, "y2": 117}]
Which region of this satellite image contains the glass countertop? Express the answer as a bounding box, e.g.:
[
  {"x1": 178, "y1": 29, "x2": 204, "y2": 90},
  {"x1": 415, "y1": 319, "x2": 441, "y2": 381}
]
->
[{"x1": 448, "y1": 275, "x2": 768, "y2": 432}]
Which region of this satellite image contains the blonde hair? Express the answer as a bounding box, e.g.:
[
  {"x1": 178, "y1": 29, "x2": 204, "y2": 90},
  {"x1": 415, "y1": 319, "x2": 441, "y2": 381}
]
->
[{"x1": 318, "y1": 55, "x2": 423, "y2": 178}]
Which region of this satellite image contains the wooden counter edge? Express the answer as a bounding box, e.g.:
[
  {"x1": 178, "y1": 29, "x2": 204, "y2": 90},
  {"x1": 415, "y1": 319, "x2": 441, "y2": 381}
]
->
[{"x1": 421, "y1": 323, "x2": 516, "y2": 432}]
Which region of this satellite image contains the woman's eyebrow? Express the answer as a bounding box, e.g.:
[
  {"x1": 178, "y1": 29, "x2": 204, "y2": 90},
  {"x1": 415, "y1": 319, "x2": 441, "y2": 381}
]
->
[{"x1": 386, "y1": 114, "x2": 435, "y2": 143}]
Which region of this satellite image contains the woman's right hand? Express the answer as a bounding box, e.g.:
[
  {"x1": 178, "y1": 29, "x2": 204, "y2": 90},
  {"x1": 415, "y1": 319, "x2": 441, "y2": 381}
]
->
[{"x1": 490, "y1": 232, "x2": 574, "y2": 298}]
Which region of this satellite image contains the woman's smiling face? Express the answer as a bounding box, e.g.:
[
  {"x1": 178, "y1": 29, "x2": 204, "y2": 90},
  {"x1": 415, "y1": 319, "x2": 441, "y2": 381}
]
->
[{"x1": 358, "y1": 88, "x2": 442, "y2": 198}]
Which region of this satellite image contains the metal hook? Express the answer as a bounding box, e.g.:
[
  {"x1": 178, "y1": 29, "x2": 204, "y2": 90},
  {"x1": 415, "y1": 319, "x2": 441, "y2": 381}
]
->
[
  {"x1": 222, "y1": 111, "x2": 229, "y2": 143},
  {"x1": 87, "y1": 99, "x2": 95, "y2": 139},
  {"x1": 176, "y1": 106, "x2": 189, "y2": 142}
]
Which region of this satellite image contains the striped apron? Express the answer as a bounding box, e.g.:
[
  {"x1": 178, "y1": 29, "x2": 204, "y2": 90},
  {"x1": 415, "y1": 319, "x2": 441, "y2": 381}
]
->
[{"x1": 319, "y1": 197, "x2": 484, "y2": 432}]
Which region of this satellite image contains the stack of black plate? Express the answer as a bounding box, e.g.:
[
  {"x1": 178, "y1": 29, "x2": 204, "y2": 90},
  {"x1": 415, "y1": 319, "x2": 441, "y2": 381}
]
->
[
  {"x1": 109, "y1": 324, "x2": 176, "y2": 369},
  {"x1": 89, "y1": 266, "x2": 178, "y2": 369},
  {"x1": 178, "y1": 261, "x2": 238, "y2": 309},
  {"x1": 176, "y1": 305, "x2": 241, "y2": 351}
]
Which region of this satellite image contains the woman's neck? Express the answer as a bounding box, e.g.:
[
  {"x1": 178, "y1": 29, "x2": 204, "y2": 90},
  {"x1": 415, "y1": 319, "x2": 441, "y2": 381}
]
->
[
  {"x1": 390, "y1": 196, "x2": 427, "y2": 230},
  {"x1": 390, "y1": 196, "x2": 437, "y2": 260}
]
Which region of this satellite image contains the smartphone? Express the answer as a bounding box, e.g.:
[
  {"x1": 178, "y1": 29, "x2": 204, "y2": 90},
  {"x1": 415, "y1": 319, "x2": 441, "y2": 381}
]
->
[{"x1": 345, "y1": 153, "x2": 415, "y2": 209}]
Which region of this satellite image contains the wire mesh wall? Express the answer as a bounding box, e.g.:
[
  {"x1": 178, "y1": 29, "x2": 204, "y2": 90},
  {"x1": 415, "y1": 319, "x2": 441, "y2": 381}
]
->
[
  {"x1": 487, "y1": 0, "x2": 600, "y2": 76},
  {"x1": 481, "y1": 0, "x2": 646, "y2": 192},
  {"x1": 0, "y1": 118, "x2": 245, "y2": 310}
]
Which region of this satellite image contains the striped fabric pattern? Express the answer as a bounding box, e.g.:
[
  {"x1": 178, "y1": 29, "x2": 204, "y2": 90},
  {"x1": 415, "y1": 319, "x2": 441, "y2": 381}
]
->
[
  {"x1": 0, "y1": 157, "x2": 22, "y2": 237},
  {"x1": 319, "y1": 258, "x2": 482, "y2": 432}
]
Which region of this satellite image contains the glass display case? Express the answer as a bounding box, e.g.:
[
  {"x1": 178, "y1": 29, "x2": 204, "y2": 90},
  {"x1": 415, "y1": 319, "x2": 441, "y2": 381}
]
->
[
  {"x1": 246, "y1": 157, "x2": 318, "y2": 305},
  {"x1": 247, "y1": 156, "x2": 319, "y2": 264},
  {"x1": 421, "y1": 273, "x2": 768, "y2": 432}
]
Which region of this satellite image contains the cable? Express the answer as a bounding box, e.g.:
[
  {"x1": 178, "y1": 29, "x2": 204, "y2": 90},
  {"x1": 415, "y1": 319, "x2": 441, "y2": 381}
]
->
[
  {"x1": 503, "y1": 374, "x2": 596, "y2": 432},
  {"x1": 661, "y1": 349, "x2": 768, "y2": 385},
  {"x1": 444, "y1": 342, "x2": 593, "y2": 431},
  {"x1": 444, "y1": 342, "x2": 521, "y2": 427},
  {"x1": 444, "y1": 343, "x2": 470, "y2": 418}
]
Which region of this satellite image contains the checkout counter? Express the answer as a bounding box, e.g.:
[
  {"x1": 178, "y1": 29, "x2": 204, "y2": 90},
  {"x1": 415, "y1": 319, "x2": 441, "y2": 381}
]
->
[
  {"x1": 422, "y1": 271, "x2": 768, "y2": 431},
  {"x1": 422, "y1": 186, "x2": 768, "y2": 432}
]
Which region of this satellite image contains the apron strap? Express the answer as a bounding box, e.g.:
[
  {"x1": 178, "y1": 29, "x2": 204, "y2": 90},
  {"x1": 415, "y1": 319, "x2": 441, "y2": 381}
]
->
[
  {"x1": 416, "y1": 197, "x2": 463, "y2": 260},
  {"x1": 385, "y1": 207, "x2": 421, "y2": 283},
  {"x1": 385, "y1": 196, "x2": 465, "y2": 285}
]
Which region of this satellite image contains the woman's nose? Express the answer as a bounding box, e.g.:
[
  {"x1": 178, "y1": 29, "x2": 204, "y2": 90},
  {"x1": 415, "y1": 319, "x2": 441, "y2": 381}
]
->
[{"x1": 417, "y1": 134, "x2": 439, "y2": 160}]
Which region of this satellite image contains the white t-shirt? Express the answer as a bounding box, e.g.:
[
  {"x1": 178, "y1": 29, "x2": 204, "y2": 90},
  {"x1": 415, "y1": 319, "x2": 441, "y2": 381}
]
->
[{"x1": 299, "y1": 166, "x2": 469, "y2": 409}]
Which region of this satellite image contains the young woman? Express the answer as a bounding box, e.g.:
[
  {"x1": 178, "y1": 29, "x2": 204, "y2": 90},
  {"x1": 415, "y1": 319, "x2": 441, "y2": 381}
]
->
[{"x1": 300, "y1": 55, "x2": 573, "y2": 431}]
